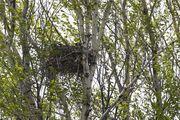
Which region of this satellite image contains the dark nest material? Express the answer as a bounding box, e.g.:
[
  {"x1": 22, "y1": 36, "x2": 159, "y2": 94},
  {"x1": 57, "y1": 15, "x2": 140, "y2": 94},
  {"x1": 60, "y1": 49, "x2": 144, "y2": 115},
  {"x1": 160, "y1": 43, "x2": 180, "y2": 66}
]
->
[{"x1": 46, "y1": 43, "x2": 96, "y2": 75}]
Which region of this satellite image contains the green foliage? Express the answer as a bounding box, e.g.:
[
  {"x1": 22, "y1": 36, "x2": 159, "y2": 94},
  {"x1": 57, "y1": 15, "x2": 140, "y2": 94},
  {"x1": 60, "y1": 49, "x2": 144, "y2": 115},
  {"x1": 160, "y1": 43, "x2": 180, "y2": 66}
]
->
[{"x1": 0, "y1": 0, "x2": 179, "y2": 119}]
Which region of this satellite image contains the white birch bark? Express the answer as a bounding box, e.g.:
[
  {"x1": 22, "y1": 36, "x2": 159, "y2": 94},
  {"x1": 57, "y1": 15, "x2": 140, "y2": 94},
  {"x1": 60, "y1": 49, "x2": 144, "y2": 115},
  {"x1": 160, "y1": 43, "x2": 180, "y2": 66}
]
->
[
  {"x1": 71, "y1": 0, "x2": 114, "y2": 119},
  {"x1": 80, "y1": 0, "x2": 91, "y2": 119}
]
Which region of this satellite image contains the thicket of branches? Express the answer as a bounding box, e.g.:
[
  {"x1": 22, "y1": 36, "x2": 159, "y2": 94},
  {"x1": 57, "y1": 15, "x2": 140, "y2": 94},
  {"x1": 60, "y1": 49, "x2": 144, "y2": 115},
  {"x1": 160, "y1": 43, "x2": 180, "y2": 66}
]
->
[{"x1": 0, "y1": 0, "x2": 179, "y2": 120}]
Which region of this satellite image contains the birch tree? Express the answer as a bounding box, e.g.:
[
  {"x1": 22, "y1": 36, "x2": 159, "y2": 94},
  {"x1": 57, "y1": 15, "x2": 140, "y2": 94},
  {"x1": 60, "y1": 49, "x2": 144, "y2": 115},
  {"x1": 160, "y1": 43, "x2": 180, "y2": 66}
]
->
[{"x1": 0, "y1": 0, "x2": 179, "y2": 120}]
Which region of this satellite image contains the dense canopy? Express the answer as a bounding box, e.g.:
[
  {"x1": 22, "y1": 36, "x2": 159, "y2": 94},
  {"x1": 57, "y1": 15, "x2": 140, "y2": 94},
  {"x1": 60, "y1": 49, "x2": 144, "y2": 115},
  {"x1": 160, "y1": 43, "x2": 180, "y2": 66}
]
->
[{"x1": 0, "y1": 0, "x2": 179, "y2": 120}]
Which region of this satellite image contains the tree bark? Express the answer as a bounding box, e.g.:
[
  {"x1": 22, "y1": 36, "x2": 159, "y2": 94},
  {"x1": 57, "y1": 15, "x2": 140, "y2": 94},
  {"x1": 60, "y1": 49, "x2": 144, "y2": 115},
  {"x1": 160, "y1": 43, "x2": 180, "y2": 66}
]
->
[
  {"x1": 80, "y1": 0, "x2": 92, "y2": 119},
  {"x1": 19, "y1": 0, "x2": 40, "y2": 119},
  {"x1": 142, "y1": 0, "x2": 162, "y2": 119},
  {"x1": 71, "y1": 0, "x2": 114, "y2": 119},
  {"x1": 121, "y1": 0, "x2": 131, "y2": 119}
]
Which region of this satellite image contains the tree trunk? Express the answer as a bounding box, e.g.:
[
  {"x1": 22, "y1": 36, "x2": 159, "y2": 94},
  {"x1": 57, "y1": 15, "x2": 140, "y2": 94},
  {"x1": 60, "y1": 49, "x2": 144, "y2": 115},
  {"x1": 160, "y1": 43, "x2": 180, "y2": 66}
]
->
[
  {"x1": 19, "y1": 0, "x2": 39, "y2": 119},
  {"x1": 142, "y1": 0, "x2": 162, "y2": 119},
  {"x1": 80, "y1": 0, "x2": 92, "y2": 118},
  {"x1": 72, "y1": 0, "x2": 113, "y2": 119},
  {"x1": 122, "y1": 0, "x2": 131, "y2": 119}
]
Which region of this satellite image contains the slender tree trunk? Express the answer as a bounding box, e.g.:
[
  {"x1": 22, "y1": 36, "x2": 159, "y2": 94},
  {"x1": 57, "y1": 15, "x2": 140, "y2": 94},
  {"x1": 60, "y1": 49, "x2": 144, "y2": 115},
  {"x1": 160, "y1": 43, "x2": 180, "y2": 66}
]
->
[
  {"x1": 19, "y1": 0, "x2": 39, "y2": 119},
  {"x1": 142, "y1": 0, "x2": 162, "y2": 119},
  {"x1": 80, "y1": 0, "x2": 92, "y2": 119},
  {"x1": 71, "y1": 0, "x2": 113, "y2": 119},
  {"x1": 121, "y1": 0, "x2": 131, "y2": 119}
]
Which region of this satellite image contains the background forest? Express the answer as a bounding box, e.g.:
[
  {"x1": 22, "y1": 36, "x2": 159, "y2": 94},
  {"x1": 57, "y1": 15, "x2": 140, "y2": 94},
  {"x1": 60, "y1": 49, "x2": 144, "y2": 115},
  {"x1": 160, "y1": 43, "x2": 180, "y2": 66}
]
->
[{"x1": 0, "y1": 0, "x2": 179, "y2": 120}]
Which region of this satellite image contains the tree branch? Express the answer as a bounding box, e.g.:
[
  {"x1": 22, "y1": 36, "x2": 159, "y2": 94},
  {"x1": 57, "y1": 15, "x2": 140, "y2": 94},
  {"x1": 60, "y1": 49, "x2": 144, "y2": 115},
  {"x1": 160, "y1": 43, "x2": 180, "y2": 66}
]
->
[
  {"x1": 99, "y1": 55, "x2": 152, "y2": 120},
  {"x1": 97, "y1": 0, "x2": 114, "y2": 51}
]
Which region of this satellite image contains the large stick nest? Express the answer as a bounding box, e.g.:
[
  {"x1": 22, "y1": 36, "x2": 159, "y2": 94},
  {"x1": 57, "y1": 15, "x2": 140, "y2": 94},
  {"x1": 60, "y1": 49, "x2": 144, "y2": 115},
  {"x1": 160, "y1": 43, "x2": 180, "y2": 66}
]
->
[{"x1": 46, "y1": 43, "x2": 96, "y2": 75}]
